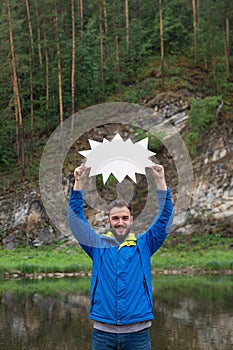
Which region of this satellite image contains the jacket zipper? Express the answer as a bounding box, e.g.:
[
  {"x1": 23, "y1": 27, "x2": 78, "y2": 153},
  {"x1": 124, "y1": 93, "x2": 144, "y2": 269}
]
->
[
  {"x1": 91, "y1": 277, "x2": 99, "y2": 310},
  {"x1": 143, "y1": 278, "x2": 153, "y2": 310}
]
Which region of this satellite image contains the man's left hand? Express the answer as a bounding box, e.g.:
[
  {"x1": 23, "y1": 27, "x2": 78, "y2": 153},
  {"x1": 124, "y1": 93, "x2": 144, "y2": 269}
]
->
[{"x1": 149, "y1": 164, "x2": 167, "y2": 190}]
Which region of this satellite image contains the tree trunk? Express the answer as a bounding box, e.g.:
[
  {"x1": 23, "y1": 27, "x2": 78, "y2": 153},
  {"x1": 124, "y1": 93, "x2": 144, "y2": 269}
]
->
[
  {"x1": 103, "y1": 0, "x2": 111, "y2": 62},
  {"x1": 71, "y1": 0, "x2": 76, "y2": 124},
  {"x1": 196, "y1": 0, "x2": 200, "y2": 27},
  {"x1": 125, "y1": 0, "x2": 129, "y2": 56},
  {"x1": 8, "y1": 0, "x2": 25, "y2": 181},
  {"x1": 99, "y1": 0, "x2": 104, "y2": 100},
  {"x1": 192, "y1": 0, "x2": 197, "y2": 62},
  {"x1": 78, "y1": 0, "x2": 83, "y2": 32},
  {"x1": 35, "y1": 0, "x2": 43, "y2": 69},
  {"x1": 54, "y1": 2, "x2": 63, "y2": 126},
  {"x1": 29, "y1": 57, "x2": 34, "y2": 164},
  {"x1": 44, "y1": 30, "x2": 49, "y2": 124},
  {"x1": 113, "y1": 2, "x2": 123, "y2": 101},
  {"x1": 15, "y1": 105, "x2": 20, "y2": 165},
  {"x1": 159, "y1": 0, "x2": 165, "y2": 89},
  {"x1": 25, "y1": 0, "x2": 34, "y2": 164},
  {"x1": 25, "y1": 0, "x2": 34, "y2": 57}
]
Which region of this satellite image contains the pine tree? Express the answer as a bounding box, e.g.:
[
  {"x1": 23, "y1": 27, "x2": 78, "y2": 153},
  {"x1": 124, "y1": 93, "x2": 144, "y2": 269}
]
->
[
  {"x1": 7, "y1": 0, "x2": 25, "y2": 180},
  {"x1": 25, "y1": 0, "x2": 35, "y2": 164},
  {"x1": 71, "y1": 0, "x2": 76, "y2": 120},
  {"x1": 53, "y1": 1, "x2": 63, "y2": 126},
  {"x1": 159, "y1": 0, "x2": 165, "y2": 89},
  {"x1": 99, "y1": 0, "x2": 104, "y2": 100}
]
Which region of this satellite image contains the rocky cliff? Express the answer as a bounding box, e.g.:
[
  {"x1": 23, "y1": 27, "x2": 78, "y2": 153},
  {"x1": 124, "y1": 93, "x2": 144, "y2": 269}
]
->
[
  {"x1": 145, "y1": 92, "x2": 233, "y2": 237},
  {"x1": 1, "y1": 93, "x2": 232, "y2": 249}
]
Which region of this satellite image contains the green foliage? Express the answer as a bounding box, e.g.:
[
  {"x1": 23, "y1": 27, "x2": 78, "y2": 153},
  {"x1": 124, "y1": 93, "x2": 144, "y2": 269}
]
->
[
  {"x1": 152, "y1": 231, "x2": 233, "y2": 271},
  {"x1": 188, "y1": 96, "x2": 221, "y2": 131},
  {"x1": 154, "y1": 0, "x2": 192, "y2": 53},
  {"x1": 132, "y1": 127, "x2": 165, "y2": 154},
  {"x1": 0, "y1": 232, "x2": 232, "y2": 275},
  {"x1": 0, "y1": 110, "x2": 17, "y2": 166},
  {"x1": 0, "y1": 0, "x2": 232, "y2": 187},
  {"x1": 185, "y1": 96, "x2": 222, "y2": 153},
  {"x1": 0, "y1": 245, "x2": 92, "y2": 274}
]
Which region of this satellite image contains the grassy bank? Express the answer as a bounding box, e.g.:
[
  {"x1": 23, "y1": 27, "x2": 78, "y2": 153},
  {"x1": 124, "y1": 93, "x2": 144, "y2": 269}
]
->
[
  {"x1": 153, "y1": 233, "x2": 233, "y2": 272},
  {"x1": 0, "y1": 245, "x2": 92, "y2": 276},
  {"x1": 0, "y1": 233, "x2": 232, "y2": 277}
]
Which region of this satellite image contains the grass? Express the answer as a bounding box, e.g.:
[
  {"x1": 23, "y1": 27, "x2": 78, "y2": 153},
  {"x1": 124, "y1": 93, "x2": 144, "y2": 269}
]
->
[
  {"x1": 0, "y1": 233, "x2": 232, "y2": 276},
  {"x1": 152, "y1": 233, "x2": 233, "y2": 271},
  {"x1": 152, "y1": 249, "x2": 233, "y2": 271},
  {"x1": 0, "y1": 245, "x2": 92, "y2": 275}
]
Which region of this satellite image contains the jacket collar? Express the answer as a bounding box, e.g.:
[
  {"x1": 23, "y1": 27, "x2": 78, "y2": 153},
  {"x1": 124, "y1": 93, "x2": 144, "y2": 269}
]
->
[{"x1": 103, "y1": 231, "x2": 137, "y2": 250}]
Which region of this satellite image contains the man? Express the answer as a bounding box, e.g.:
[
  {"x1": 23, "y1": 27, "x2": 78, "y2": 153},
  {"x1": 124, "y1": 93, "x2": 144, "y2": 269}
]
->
[{"x1": 68, "y1": 163, "x2": 174, "y2": 350}]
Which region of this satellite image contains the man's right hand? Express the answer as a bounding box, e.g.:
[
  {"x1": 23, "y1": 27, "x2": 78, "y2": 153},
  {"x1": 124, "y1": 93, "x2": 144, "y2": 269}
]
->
[{"x1": 73, "y1": 163, "x2": 90, "y2": 190}]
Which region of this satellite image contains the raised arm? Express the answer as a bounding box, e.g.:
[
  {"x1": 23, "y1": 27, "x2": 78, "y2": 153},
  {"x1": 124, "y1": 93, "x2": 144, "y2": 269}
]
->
[
  {"x1": 149, "y1": 163, "x2": 167, "y2": 191},
  {"x1": 67, "y1": 164, "x2": 101, "y2": 258},
  {"x1": 143, "y1": 164, "x2": 174, "y2": 255},
  {"x1": 73, "y1": 163, "x2": 90, "y2": 191}
]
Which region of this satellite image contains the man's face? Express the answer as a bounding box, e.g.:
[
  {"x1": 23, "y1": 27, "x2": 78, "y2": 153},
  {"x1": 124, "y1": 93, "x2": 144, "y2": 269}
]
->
[{"x1": 107, "y1": 206, "x2": 133, "y2": 243}]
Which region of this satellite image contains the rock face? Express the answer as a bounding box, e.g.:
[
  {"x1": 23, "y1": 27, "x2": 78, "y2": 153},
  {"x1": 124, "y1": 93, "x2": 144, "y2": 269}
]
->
[
  {"x1": 0, "y1": 93, "x2": 232, "y2": 248},
  {"x1": 146, "y1": 92, "x2": 233, "y2": 236},
  {"x1": 0, "y1": 191, "x2": 57, "y2": 249},
  {"x1": 174, "y1": 129, "x2": 233, "y2": 236},
  {"x1": 191, "y1": 130, "x2": 233, "y2": 221}
]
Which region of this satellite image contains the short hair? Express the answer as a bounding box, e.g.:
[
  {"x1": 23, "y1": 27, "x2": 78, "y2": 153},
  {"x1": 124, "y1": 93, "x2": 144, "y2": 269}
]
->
[{"x1": 108, "y1": 199, "x2": 132, "y2": 215}]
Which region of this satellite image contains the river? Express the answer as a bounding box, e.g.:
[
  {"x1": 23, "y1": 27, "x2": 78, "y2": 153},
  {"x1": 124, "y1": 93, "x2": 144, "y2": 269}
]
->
[{"x1": 0, "y1": 275, "x2": 232, "y2": 349}]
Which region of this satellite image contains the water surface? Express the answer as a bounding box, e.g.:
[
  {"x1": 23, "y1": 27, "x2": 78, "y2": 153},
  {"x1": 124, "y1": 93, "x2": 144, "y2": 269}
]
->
[{"x1": 0, "y1": 275, "x2": 232, "y2": 349}]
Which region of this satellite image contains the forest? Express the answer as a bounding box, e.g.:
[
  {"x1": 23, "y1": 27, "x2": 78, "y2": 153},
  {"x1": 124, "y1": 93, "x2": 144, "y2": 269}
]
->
[{"x1": 0, "y1": 0, "x2": 232, "y2": 188}]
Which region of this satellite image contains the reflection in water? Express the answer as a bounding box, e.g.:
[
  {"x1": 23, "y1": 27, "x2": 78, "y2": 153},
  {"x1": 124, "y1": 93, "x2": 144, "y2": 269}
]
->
[
  {"x1": 153, "y1": 297, "x2": 233, "y2": 350},
  {"x1": 0, "y1": 276, "x2": 232, "y2": 350},
  {"x1": 0, "y1": 291, "x2": 92, "y2": 350}
]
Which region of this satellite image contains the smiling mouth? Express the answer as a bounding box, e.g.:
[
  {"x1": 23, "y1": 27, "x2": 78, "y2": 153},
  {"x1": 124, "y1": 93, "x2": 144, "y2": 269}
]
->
[{"x1": 116, "y1": 227, "x2": 126, "y2": 233}]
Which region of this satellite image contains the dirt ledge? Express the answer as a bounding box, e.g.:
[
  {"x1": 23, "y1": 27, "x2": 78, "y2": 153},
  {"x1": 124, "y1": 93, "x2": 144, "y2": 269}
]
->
[{"x1": 2, "y1": 268, "x2": 233, "y2": 280}]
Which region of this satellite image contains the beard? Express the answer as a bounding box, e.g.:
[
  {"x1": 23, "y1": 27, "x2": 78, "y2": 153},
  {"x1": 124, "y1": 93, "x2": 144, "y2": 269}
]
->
[{"x1": 110, "y1": 225, "x2": 131, "y2": 243}]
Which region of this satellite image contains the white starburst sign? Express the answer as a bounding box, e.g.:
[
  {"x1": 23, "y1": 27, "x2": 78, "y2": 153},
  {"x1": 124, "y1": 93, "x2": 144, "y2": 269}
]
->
[{"x1": 79, "y1": 133, "x2": 156, "y2": 184}]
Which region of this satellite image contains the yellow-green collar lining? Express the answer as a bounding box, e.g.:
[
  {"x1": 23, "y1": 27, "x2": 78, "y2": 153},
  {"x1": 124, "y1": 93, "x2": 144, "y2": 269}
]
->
[{"x1": 103, "y1": 231, "x2": 137, "y2": 250}]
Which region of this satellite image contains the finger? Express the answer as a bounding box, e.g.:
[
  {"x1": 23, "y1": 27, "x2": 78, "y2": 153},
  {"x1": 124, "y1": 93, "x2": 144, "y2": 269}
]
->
[
  {"x1": 74, "y1": 167, "x2": 83, "y2": 178},
  {"x1": 74, "y1": 166, "x2": 81, "y2": 174},
  {"x1": 152, "y1": 164, "x2": 163, "y2": 169},
  {"x1": 150, "y1": 164, "x2": 164, "y2": 175},
  {"x1": 74, "y1": 164, "x2": 90, "y2": 179},
  {"x1": 75, "y1": 163, "x2": 86, "y2": 172},
  {"x1": 149, "y1": 163, "x2": 161, "y2": 170}
]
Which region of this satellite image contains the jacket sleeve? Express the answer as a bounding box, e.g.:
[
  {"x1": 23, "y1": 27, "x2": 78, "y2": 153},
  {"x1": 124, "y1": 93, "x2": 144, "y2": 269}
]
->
[
  {"x1": 67, "y1": 188, "x2": 102, "y2": 259},
  {"x1": 144, "y1": 187, "x2": 174, "y2": 256}
]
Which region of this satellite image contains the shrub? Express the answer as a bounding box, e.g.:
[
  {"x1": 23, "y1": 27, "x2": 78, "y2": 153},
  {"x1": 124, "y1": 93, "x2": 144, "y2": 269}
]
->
[{"x1": 185, "y1": 96, "x2": 222, "y2": 153}]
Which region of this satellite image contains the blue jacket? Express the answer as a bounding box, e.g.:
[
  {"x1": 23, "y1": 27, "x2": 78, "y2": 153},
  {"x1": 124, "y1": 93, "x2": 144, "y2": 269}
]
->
[{"x1": 68, "y1": 188, "x2": 173, "y2": 325}]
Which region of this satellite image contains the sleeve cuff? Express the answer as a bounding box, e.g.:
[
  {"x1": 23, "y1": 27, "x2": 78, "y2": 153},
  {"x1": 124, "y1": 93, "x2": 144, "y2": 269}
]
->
[
  {"x1": 70, "y1": 188, "x2": 84, "y2": 198},
  {"x1": 156, "y1": 187, "x2": 171, "y2": 199}
]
